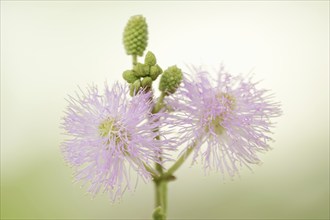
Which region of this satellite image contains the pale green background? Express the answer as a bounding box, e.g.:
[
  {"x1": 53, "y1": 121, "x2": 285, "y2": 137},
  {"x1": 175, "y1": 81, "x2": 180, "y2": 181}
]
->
[{"x1": 1, "y1": 1, "x2": 329, "y2": 219}]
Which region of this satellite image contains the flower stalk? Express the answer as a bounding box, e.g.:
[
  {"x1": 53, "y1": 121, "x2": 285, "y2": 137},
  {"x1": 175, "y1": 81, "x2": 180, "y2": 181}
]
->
[
  {"x1": 152, "y1": 92, "x2": 167, "y2": 219},
  {"x1": 132, "y1": 55, "x2": 137, "y2": 67},
  {"x1": 163, "y1": 142, "x2": 197, "y2": 179},
  {"x1": 151, "y1": 91, "x2": 196, "y2": 219}
]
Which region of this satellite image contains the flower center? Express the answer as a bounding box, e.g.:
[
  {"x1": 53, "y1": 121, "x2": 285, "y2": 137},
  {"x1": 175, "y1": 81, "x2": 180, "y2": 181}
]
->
[
  {"x1": 98, "y1": 118, "x2": 118, "y2": 138},
  {"x1": 208, "y1": 93, "x2": 236, "y2": 135},
  {"x1": 98, "y1": 118, "x2": 131, "y2": 155},
  {"x1": 216, "y1": 93, "x2": 236, "y2": 111},
  {"x1": 210, "y1": 115, "x2": 225, "y2": 135}
]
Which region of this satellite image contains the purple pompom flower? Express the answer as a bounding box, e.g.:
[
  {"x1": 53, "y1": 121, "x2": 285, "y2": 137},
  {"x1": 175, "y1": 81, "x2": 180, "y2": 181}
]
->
[
  {"x1": 167, "y1": 66, "x2": 282, "y2": 177},
  {"x1": 61, "y1": 83, "x2": 167, "y2": 200}
]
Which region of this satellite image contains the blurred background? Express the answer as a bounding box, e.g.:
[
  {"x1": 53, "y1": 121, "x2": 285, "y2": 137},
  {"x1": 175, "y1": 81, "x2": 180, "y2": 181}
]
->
[{"x1": 1, "y1": 1, "x2": 329, "y2": 219}]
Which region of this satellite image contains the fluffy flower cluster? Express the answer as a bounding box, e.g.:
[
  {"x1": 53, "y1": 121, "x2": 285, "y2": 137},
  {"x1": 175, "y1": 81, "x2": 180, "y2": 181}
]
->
[
  {"x1": 61, "y1": 66, "x2": 281, "y2": 200},
  {"x1": 166, "y1": 66, "x2": 282, "y2": 177},
  {"x1": 61, "y1": 83, "x2": 170, "y2": 200}
]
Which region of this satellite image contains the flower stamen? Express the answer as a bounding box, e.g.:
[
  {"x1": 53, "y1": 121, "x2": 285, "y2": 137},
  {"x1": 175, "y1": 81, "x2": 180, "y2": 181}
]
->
[
  {"x1": 208, "y1": 93, "x2": 236, "y2": 135},
  {"x1": 98, "y1": 117, "x2": 117, "y2": 138}
]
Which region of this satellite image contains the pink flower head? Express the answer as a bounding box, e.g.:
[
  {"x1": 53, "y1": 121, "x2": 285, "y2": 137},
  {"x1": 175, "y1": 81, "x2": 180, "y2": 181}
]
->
[
  {"x1": 61, "y1": 82, "x2": 168, "y2": 201},
  {"x1": 167, "y1": 66, "x2": 282, "y2": 177}
]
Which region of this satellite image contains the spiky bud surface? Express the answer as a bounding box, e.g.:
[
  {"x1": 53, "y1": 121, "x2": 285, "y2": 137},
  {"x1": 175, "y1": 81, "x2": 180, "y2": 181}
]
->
[
  {"x1": 159, "y1": 65, "x2": 182, "y2": 95},
  {"x1": 123, "y1": 15, "x2": 148, "y2": 56}
]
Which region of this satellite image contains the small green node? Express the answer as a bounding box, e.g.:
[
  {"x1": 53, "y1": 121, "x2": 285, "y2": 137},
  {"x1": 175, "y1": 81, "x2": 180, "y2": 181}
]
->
[
  {"x1": 143, "y1": 64, "x2": 150, "y2": 76},
  {"x1": 129, "y1": 84, "x2": 134, "y2": 96},
  {"x1": 144, "y1": 51, "x2": 157, "y2": 66},
  {"x1": 133, "y1": 79, "x2": 141, "y2": 90},
  {"x1": 152, "y1": 206, "x2": 165, "y2": 220},
  {"x1": 141, "y1": 77, "x2": 153, "y2": 88},
  {"x1": 133, "y1": 63, "x2": 149, "y2": 77},
  {"x1": 122, "y1": 70, "x2": 138, "y2": 83},
  {"x1": 129, "y1": 80, "x2": 141, "y2": 96},
  {"x1": 150, "y1": 64, "x2": 163, "y2": 80}
]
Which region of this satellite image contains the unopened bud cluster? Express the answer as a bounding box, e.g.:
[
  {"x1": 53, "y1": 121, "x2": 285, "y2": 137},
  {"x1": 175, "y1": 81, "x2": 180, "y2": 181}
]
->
[
  {"x1": 123, "y1": 15, "x2": 148, "y2": 56},
  {"x1": 122, "y1": 15, "x2": 183, "y2": 97},
  {"x1": 122, "y1": 51, "x2": 163, "y2": 96},
  {"x1": 159, "y1": 66, "x2": 183, "y2": 95}
]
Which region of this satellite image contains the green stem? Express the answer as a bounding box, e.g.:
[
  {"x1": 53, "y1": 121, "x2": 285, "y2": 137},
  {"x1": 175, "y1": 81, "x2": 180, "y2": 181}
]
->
[
  {"x1": 152, "y1": 92, "x2": 167, "y2": 220},
  {"x1": 154, "y1": 178, "x2": 167, "y2": 220},
  {"x1": 152, "y1": 92, "x2": 166, "y2": 114},
  {"x1": 152, "y1": 91, "x2": 166, "y2": 180},
  {"x1": 163, "y1": 142, "x2": 197, "y2": 179},
  {"x1": 161, "y1": 181, "x2": 168, "y2": 213},
  {"x1": 128, "y1": 155, "x2": 159, "y2": 179},
  {"x1": 155, "y1": 181, "x2": 162, "y2": 207},
  {"x1": 132, "y1": 55, "x2": 137, "y2": 67},
  {"x1": 151, "y1": 94, "x2": 197, "y2": 220},
  {"x1": 143, "y1": 162, "x2": 159, "y2": 179},
  {"x1": 153, "y1": 145, "x2": 197, "y2": 220}
]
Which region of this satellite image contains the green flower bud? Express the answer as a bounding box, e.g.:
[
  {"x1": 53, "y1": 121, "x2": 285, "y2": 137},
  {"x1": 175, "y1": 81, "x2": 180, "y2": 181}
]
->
[
  {"x1": 122, "y1": 70, "x2": 138, "y2": 83},
  {"x1": 123, "y1": 15, "x2": 148, "y2": 56},
  {"x1": 129, "y1": 79, "x2": 141, "y2": 96},
  {"x1": 150, "y1": 64, "x2": 163, "y2": 80},
  {"x1": 143, "y1": 64, "x2": 150, "y2": 76},
  {"x1": 141, "y1": 76, "x2": 153, "y2": 88},
  {"x1": 159, "y1": 65, "x2": 183, "y2": 95},
  {"x1": 133, "y1": 63, "x2": 149, "y2": 77},
  {"x1": 144, "y1": 51, "x2": 156, "y2": 66}
]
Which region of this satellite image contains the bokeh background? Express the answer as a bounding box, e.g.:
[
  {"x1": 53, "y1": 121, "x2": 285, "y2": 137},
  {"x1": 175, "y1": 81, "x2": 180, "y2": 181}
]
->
[{"x1": 1, "y1": 1, "x2": 329, "y2": 219}]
